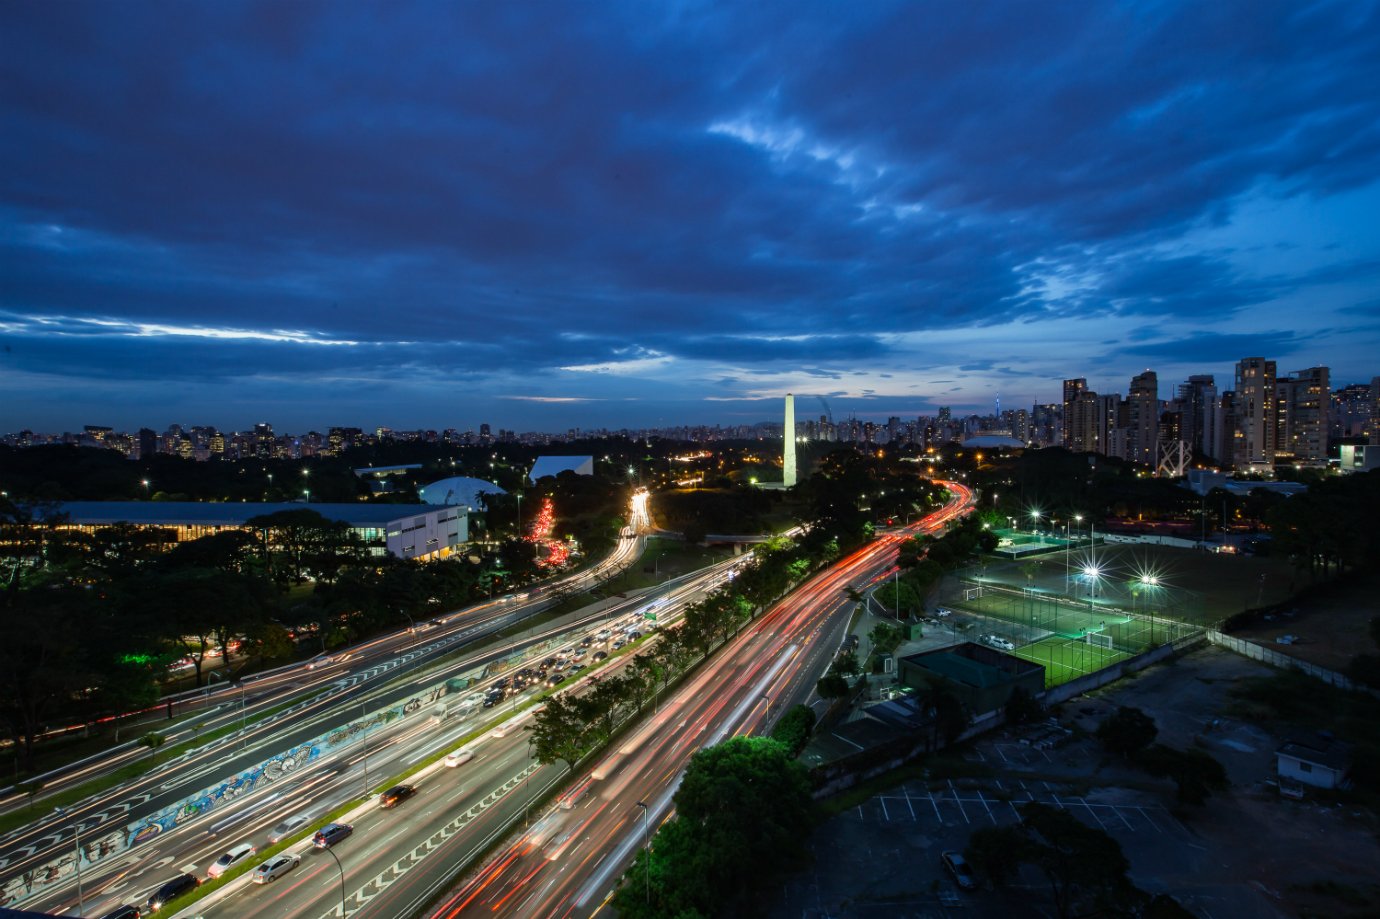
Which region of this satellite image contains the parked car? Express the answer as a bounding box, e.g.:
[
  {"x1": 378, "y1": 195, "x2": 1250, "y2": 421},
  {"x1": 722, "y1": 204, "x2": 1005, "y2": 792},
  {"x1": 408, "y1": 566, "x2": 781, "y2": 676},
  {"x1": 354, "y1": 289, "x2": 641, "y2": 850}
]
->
[
  {"x1": 267, "y1": 813, "x2": 309, "y2": 844},
  {"x1": 252, "y1": 853, "x2": 300, "y2": 884},
  {"x1": 312, "y1": 823, "x2": 353, "y2": 848},
  {"x1": 934, "y1": 607, "x2": 952, "y2": 618},
  {"x1": 445, "y1": 749, "x2": 474, "y2": 767},
  {"x1": 986, "y1": 635, "x2": 1016, "y2": 651},
  {"x1": 145, "y1": 874, "x2": 199, "y2": 912},
  {"x1": 942, "y1": 850, "x2": 977, "y2": 890},
  {"x1": 207, "y1": 841, "x2": 256, "y2": 878},
  {"x1": 379, "y1": 784, "x2": 416, "y2": 809}
]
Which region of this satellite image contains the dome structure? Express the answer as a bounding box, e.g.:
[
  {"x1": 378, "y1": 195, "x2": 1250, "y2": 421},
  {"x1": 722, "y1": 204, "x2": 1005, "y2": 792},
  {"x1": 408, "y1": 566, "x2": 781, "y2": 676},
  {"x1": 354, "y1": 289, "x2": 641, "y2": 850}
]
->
[{"x1": 418, "y1": 476, "x2": 505, "y2": 508}]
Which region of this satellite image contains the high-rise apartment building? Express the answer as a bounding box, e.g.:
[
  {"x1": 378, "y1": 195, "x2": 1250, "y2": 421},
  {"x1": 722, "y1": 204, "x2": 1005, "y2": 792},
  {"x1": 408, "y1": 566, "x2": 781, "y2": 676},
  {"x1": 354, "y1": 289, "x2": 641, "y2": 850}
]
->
[
  {"x1": 1372, "y1": 377, "x2": 1380, "y2": 446},
  {"x1": 1063, "y1": 379, "x2": 1099, "y2": 453},
  {"x1": 1232, "y1": 358, "x2": 1276, "y2": 471},
  {"x1": 1275, "y1": 367, "x2": 1330, "y2": 465},
  {"x1": 1177, "y1": 375, "x2": 1217, "y2": 461},
  {"x1": 1126, "y1": 370, "x2": 1159, "y2": 466}
]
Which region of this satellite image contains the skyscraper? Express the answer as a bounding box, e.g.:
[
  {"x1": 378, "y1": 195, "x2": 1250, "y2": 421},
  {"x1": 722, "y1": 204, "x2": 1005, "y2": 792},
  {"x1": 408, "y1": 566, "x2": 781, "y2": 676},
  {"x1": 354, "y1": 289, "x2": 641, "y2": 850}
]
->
[
  {"x1": 1277, "y1": 367, "x2": 1330, "y2": 465},
  {"x1": 1126, "y1": 370, "x2": 1159, "y2": 466},
  {"x1": 1063, "y1": 378, "x2": 1098, "y2": 453},
  {"x1": 1177, "y1": 374, "x2": 1217, "y2": 461},
  {"x1": 1232, "y1": 358, "x2": 1277, "y2": 471}
]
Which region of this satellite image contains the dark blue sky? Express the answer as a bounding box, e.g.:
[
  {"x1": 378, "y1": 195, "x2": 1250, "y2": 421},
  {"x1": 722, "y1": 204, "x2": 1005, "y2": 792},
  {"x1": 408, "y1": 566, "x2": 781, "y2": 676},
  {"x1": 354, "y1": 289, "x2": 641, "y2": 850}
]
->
[{"x1": 3, "y1": 1, "x2": 1378, "y2": 433}]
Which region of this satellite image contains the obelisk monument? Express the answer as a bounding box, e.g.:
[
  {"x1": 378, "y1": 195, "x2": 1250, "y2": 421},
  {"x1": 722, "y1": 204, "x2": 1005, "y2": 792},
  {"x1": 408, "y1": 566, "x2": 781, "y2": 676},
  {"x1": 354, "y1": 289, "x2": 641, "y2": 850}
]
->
[{"x1": 783, "y1": 393, "x2": 797, "y2": 487}]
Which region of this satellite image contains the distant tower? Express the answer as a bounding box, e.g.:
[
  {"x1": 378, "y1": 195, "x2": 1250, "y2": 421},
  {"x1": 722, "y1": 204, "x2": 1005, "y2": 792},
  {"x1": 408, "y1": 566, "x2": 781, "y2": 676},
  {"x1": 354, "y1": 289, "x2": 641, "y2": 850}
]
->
[{"x1": 783, "y1": 393, "x2": 797, "y2": 487}]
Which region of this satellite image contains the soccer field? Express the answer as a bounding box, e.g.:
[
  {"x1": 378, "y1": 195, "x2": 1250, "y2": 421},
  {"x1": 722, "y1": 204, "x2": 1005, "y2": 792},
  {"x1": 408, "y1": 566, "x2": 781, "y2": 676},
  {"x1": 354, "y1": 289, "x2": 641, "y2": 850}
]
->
[
  {"x1": 957, "y1": 583, "x2": 1195, "y2": 655},
  {"x1": 1015, "y1": 636, "x2": 1133, "y2": 688}
]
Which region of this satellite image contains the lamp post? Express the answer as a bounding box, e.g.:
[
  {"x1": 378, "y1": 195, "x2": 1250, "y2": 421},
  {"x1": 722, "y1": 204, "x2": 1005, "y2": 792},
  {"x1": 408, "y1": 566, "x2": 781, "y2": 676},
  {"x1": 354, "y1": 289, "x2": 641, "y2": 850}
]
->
[
  {"x1": 141, "y1": 478, "x2": 150, "y2": 498},
  {"x1": 323, "y1": 845, "x2": 348, "y2": 917},
  {"x1": 303, "y1": 488, "x2": 310, "y2": 503},
  {"x1": 1030, "y1": 509, "x2": 1042, "y2": 544},
  {"x1": 53, "y1": 808, "x2": 83, "y2": 916},
  {"x1": 1064, "y1": 514, "x2": 1082, "y2": 591},
  {"x1": 635, "y1": 801, "x2": 651, "y2": 904},
  {"x1": 360, "y1": 702, "x2": 370, "y2": 799},
  {"x1": 515, "y1": 493, "x2": 524, "y2": 539}
]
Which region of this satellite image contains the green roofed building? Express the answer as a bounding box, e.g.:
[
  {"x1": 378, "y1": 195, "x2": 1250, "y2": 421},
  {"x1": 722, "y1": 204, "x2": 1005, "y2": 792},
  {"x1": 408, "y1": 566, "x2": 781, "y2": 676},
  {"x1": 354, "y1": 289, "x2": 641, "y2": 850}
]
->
[{"x1": 898, "y1": 643, "x2": 1044, "y2": 716}]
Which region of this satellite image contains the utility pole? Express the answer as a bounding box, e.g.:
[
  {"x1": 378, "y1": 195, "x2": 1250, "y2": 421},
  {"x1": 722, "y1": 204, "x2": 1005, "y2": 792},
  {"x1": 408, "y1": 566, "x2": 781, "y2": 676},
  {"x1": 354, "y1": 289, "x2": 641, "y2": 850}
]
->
[{"x1": 635, "y1": 801, "x2": 651, "y2": 904}]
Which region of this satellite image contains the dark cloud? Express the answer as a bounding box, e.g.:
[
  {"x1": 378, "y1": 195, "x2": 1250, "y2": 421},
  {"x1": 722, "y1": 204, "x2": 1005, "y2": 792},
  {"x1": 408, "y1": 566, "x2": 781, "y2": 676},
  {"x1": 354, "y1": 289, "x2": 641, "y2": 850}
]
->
[
  {"x1": 1114, "y1": 331, "x2": 1312, "y2": 364},
  {"x1": 1, "y1": 0, "x2": 1377, "y2": 428}
]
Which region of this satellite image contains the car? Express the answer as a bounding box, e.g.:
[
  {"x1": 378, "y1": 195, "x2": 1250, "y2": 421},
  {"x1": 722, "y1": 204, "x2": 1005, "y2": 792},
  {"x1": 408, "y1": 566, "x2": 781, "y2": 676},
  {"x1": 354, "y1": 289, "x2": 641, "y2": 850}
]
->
[
  {"x1": 99, "y1": 907, "x2": 141, "y2": 919},
  {"x1": 595, "y1": 630, "x2": 612, "y2": 641},
  {"x1": 627, "y1": 630, "x2": 642, "y2": 640},
  {"x1": 145, "y1": 874, "x2": 199, "y2": 912},
  {"x1": 592, "y1": 650, "x2": 608, "y2": 661},
  {"x1": 379, "y1": 784, "x2": 416, "y2": 809},
  {"x1": 611, "y1": 639, "x2": 626, "y2": 650},
  {"x1": 252, "y1": 853, "x2": 300, "y2": 884},
  {"x1": 207, "y1": 841, "x2": 256, "y2": 878},
  {"x1": 570, "y1": 663, "x2": 586, "y2": 674},
  {"x1": 445, "y1": 748, "x2": 475, "y2": 767},
  {"x1": 267, "y1": 813, "x2": 309, "y2": 844},
  {"x1": 541, "y1": 657, "x2": 558, "y2": 668},
  {"x1": 941, "y1": 850, "x2": 977, "y2": 890},
  {"x1": 546, "y1": 673, "x2": 566, "y2": 687},
  {"x1": 306, "y1": 654, "x2": 334, "y2": 670},
  {"x1": 579, "y1": 636, "x2": 594, "y2": 647},
  {"x1": 313, "y1": 823, "x2": 354, "y2": 848},
  {"x1": 985, "y1": 635, "x2": 1016, "y2": 651}
]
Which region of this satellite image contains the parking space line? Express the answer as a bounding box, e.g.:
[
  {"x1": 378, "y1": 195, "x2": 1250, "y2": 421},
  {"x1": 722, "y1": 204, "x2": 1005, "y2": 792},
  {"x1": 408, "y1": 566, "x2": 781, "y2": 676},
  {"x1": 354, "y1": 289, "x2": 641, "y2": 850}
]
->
[
  {"x1": 857, "y1": 805, "x2": 864, "y2": 820},
  {"x1": 948, "y1": 780, "x2": 970, "y2": 824},
  {"x1": 1136, "y1": 806, "x2": 1162, "y2": 833},
  {"x1": 927, "y1": 792, "x2": 942, "y2": 822},
  {"x1": 879, "y1": 796, "x2": 890, "y2": 822},
  {"x1": 974, "y1": 789, "x2": 995, "y2": 823},
  {"x1": 995, "y1": 746, "x2": 1009, "y2": 763},
  {"x1": 1041, "y1": 749, "x2": 1053, "y2": 762},
  {"x1": 902, "y1": 786, "x2": 916, "y2": 820},
  {"x1": 1078, "y1": 797, "x2": 1110, "y2": 832},
  {"x1": 1009, "y1": 800, "x2": 1024, "y2": 821},
  {"x1": 1112, "y1": 806, "x2": 1135, "y2": 831},
  {"x1": 1050, "y1": 792, "x2": 1065, "y2": 810}
]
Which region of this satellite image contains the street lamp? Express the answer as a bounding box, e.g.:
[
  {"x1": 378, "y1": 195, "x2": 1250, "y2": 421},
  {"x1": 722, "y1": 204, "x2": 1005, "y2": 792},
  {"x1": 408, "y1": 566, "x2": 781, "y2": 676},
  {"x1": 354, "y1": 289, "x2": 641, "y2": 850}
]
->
[
  {"x1": 1083, "y1": 565, "x2": 1102, "y2": 612},
  {"x1": 360, "y1": 702, "x2": 371, "y2": 799},
  {"x1": 635, "y1": 801, "x2": 651, "y2": 904},
  {"x1": 1030, "y1": 509, "x2": 1042, "y2": 543},
  {"x1": 141, "y1": 478, "x2": 150, "y2": 497},
  {"x1": 323, "y1": 845, "x2": 348, "y2": 917},
  {"x1": 515, "y1": 493, "x2": 524, "y2": 539},
  {"x1": 53, "y1": 807, "x2": 83, "y2": 916},
  {"x1": 303, "y1": 488, "x2": 310, "y2": 502}
]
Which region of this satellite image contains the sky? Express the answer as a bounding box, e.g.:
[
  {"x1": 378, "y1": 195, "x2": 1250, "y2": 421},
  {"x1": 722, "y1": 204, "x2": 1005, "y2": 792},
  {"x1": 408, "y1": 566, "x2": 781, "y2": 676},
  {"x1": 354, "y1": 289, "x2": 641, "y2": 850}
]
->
[{"x1": 3, "y1": 1, "x2": 1379, "y2": 434}]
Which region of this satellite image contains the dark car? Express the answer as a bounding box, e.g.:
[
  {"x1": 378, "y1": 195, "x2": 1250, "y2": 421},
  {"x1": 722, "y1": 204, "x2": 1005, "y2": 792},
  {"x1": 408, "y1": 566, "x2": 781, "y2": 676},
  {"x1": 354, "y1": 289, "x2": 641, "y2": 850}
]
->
[
  {"x1": 592, "y1": 651, "x2": 608, "y2": 661},
  {"x1": 99, "y1": 907, "x2": 141, "y2": 919},
  {"x1": 541, "y1": 657, "x2": 558, "y2": 668},
  {"x1": 313, "y1": 823, "x2": 354, "y2": 848},
  {"x1": 379, "y1": 784, "x2": 416, "y2": 809},
  {"x1": 546, "y1": 673, "x2": 566, "y2": 687},
  {"x1": 941, "y1": 850, "x2": 977, "y2": 890},
  {"x1": 145, "y1": 874, "x2": 198, "y2": 912}
]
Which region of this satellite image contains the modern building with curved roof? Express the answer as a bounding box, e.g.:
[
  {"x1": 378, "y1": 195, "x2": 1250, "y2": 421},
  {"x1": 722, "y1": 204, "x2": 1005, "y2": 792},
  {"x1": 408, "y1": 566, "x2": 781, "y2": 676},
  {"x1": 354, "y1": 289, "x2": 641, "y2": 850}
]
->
[{"x1": 418, "y1": 476, "x2": 505, "y2": 509}]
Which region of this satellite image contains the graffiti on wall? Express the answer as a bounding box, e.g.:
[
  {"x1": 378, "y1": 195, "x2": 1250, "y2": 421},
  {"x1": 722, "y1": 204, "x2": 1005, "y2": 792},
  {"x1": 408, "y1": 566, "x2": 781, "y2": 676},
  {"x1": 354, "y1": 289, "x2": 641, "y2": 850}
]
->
[{"x1": 1, "y1": 677, "x2": 457, "y2": 907}]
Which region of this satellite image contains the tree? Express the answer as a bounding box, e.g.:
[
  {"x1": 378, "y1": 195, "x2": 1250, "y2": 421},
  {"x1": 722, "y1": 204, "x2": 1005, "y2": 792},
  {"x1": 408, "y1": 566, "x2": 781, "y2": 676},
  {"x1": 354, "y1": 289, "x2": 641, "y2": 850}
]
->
[
  {"x1": 965, "y1": 824, "x2": 1027, "y2": 887},
  {"x1": 1137, "y1": 744, "x2": 1229, "y2": 805},
  {"x1": 918, "y1": 678, "x2": 968, "y2": 749},
  {"x1": 1096, "y1": 706, "x2": 1158, "y2": 759},
  {"x1": 1010, "y1": 802, "x2": 1139, "y2": 918},
  {"x1": 613, "y1": 736, "x2": 814, "y2": 917},
  {"x1": 815, "y1": 673, "x2": 851, "y2": 700},
  {"x1": 769, "y1": 704, "x2": 817, "y2": 758},
  {"x1": 527, "y1": 694, "x2": 589, "y2": 771},
  {"x1": 868, "y1": 622, "x2": 904, "y2": 657},
  {"x1": 139, "y1": 731, "x2": 168, "y2": 764}
]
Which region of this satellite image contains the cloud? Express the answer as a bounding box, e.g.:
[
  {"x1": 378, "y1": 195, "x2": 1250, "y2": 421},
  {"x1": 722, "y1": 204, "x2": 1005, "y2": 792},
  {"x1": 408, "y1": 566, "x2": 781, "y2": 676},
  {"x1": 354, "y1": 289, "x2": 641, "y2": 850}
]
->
[{"x1": 1, "y1": 0, "x2": 1378, "y2": 429}]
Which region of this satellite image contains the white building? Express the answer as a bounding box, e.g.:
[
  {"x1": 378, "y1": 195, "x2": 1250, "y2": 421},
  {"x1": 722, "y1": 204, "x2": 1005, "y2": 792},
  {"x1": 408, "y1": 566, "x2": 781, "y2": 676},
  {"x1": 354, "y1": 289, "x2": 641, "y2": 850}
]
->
[{"x1": 1277, "y1": 735, "x2": 1350, "y2": 790}]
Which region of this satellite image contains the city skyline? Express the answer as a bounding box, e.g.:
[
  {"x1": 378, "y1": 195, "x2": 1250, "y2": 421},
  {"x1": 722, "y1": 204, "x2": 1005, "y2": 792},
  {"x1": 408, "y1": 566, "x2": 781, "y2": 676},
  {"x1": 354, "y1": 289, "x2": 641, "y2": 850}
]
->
[{"x1": 4, "y1": 2, "x2": 1379, "y2": 431}]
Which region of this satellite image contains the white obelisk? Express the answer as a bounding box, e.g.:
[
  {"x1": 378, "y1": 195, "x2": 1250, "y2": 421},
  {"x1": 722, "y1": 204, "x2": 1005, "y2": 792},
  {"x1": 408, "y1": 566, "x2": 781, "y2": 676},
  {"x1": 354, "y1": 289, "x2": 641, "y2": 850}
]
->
[{"x1": 783, "y1": 393, "x2": 797, "y2": 487}]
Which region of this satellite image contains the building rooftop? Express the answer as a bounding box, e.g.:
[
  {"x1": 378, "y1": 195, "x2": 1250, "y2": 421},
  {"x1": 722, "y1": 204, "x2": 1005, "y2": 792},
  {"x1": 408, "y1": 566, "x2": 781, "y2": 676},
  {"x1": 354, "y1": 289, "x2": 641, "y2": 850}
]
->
[{"x1": 1278, "y1": 733, "x2": 1351, "y2": 771}]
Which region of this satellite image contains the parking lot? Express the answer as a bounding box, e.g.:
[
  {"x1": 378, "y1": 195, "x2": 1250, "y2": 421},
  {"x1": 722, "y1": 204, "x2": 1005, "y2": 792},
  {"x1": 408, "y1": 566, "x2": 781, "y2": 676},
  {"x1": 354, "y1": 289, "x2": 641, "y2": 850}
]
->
[{"x1": 771, "y1": 771, "x2": 1292, "y2": 919}]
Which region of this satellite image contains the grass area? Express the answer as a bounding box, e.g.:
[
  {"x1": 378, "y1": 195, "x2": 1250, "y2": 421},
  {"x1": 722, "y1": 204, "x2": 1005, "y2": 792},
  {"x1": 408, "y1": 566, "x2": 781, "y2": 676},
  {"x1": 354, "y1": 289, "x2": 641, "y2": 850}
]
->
[
  {"x1": 1016, "y1": 636, "x2": 1133, "y2": 688},
  {"x1": 601, "y1": 539, "x2": 732, "y2": 594}
]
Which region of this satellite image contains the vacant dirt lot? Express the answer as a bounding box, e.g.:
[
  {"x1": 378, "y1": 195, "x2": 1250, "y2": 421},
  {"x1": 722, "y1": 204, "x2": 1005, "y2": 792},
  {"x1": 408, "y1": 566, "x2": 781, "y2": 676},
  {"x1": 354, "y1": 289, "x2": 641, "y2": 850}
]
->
[{"x1": 1233, "y1": 572, "x2": 1380, "y2": 673}]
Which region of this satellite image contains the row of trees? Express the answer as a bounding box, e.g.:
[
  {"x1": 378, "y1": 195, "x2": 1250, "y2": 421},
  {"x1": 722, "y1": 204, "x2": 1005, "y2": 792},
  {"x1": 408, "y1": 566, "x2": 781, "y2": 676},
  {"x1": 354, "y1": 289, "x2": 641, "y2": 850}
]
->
[
  {"x1": 0, "y1": 499, "x2": 572, "y2": 773},
  {"x1": 1266, "y1": 469, "x2": 1380, "y2": 578},
  {"x1": 529, "y1": 531, "x2": 830, "y2": 770}
]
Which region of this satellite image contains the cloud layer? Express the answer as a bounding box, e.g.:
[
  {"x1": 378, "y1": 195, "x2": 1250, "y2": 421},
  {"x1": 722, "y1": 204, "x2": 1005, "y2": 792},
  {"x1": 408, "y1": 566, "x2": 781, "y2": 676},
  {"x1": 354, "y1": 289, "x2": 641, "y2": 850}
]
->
[{"x1": 3, "y1": 0, "x2": 1378, "y2": 430}]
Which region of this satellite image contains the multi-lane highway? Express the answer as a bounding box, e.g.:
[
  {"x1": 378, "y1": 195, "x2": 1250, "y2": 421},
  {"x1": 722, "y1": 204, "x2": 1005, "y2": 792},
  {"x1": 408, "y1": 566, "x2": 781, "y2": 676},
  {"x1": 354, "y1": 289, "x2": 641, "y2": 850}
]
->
[
  {"x1": 0, "y1": 496, "x2": 656, "y2": 915},
  {"x1": 424, "y1": 481, "x2": 973, "y2": 918}
]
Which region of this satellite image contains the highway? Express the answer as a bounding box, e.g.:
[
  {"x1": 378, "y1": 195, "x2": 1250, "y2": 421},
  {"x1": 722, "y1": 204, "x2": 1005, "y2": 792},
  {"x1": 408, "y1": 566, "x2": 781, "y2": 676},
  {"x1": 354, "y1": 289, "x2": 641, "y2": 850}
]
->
[
  {"x1": 0, "y1": 493, "x2": 656, "y2": 914},
  {"x1": 424, "y1": 481, "x2": 973, "y2": 919}
]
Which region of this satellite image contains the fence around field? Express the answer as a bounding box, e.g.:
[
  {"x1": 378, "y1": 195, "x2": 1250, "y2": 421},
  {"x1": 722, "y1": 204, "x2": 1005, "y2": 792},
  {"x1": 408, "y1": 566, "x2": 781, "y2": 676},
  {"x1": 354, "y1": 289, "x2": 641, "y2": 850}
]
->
[{"x1": 1205, "y1": 630, "x2": 1363, "y2": 692}]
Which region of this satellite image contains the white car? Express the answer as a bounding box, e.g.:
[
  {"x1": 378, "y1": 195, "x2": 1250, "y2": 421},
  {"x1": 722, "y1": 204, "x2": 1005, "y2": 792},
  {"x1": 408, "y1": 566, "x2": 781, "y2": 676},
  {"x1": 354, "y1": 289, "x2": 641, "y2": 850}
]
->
[
  {"x1": 207, "y1": 842, "x2": 256, "y2": 878},
  {"x1": 251, "y1": 853, "x2": 300, "y2": 884},
  {"x1": 445, "y1": 749, "x2": 475, "y2": 767},
  {"x1": 984, "y1": 635, "x2": 1016, "y2": 651}
]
